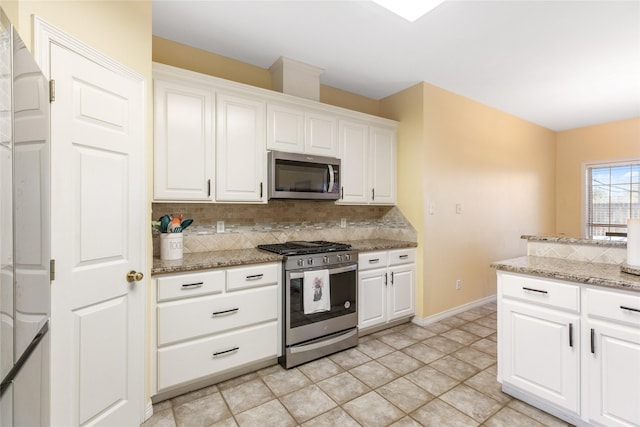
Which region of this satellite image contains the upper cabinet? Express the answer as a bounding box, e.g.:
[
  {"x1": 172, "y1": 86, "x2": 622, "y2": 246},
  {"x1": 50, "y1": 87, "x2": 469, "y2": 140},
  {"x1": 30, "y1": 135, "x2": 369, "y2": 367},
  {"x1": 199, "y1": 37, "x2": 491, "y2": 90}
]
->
[
  {"x1": 153, "y1": 78, "x2": 214, "y2": 201},
  {"x1": 338, "y1": 120, "x2": 397, "y2": 205},
  {"x1": 267, "y1": 104, "x2": 337, "y2": 156},
  {"x1": 152, "y1": 63, "x2": 398, "y2": 204},
  {"x1": 216, "y1": 92, "x2": 266, "y2": 203}
]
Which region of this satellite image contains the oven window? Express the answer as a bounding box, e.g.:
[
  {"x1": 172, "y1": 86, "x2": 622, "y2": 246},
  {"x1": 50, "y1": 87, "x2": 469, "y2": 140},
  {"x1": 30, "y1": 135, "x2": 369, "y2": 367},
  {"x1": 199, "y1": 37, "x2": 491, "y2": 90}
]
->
[
  {"x1": 289, "y1": 268, "x2": 356, "y2": 329},
  {"x1": 274, "y1": 159, "x2": 328, "y2": 193}
]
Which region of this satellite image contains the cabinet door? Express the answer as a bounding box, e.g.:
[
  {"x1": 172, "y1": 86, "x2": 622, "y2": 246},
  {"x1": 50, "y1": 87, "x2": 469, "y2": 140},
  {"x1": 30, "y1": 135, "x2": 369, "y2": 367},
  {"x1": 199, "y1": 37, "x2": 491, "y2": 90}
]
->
[
  {"x1": 216, "y1": 92, "x2": 266, "y2": 202},
  {"x1": 337, "y1": 120, "x2": 368, "y2": 204},
  {"x1": 388, "y1": 264, "x2": 415, "y2": 321},
  {"x1": 369, "y1": 126, "x2": 396, "y2": 205},
  {"x1": 266, "y1": 104, "x2": 304, "y2": 153},
  {"x1": 358, "y1": 268, "x2": 387, "y2": 330},
  {"x1": 305, "y1": 112, "x2": 337, "y2": 156},
  {"x1": 502, "y1": 300, "x2": 580, "y2": 414},
  {"x1": 153, "y1": 79, "x2": 214, "y2": 200},
  {"x1": 586, "y1": 319, "x2": 640, "y2": 427}
]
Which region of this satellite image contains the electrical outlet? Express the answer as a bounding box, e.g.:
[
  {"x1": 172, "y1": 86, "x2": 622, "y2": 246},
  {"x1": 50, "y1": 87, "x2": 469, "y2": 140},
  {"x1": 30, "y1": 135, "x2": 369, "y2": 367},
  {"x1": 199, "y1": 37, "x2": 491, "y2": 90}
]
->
[
  {"x1": 340, "y1": 218, "x2": 347, "y2": 228},
  {"x1": 216, "y1": 220, "x2": 225, "y2": 233},
  {"x1": 456, "y1": 279, "x2": 462, "y2": 290}
]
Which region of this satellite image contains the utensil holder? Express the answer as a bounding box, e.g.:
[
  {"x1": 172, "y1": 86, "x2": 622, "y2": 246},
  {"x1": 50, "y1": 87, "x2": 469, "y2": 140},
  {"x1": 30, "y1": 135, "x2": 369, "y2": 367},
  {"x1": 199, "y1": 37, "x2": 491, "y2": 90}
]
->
[{"x1": 160, "y1": 233, "x2": 183, "y2": 260}]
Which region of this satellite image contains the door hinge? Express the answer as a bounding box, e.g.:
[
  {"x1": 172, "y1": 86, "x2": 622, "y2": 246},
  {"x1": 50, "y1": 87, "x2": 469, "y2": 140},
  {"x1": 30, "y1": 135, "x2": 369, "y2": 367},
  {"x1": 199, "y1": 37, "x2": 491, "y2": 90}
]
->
[
  {"x1": 49, "y1": 79, "x2": 55, "y2": 103},
  {"x1": 50, "y1": 259, "x2": 55, "y2": 281}
]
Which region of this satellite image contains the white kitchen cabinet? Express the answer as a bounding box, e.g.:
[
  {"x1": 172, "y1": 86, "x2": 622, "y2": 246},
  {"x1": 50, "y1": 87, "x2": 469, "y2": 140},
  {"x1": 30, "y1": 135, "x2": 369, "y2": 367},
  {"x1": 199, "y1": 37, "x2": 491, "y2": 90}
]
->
[
  {"x1": 216, "y1": 92, "x2": 266, "y2": 202},
  {"x1": 266, "y1": 104, "x2": 337, "y2": 156},
  {"x1": 584, "y1": 288, "x2": 640, "y2": 427},
  {"x1": 358, "y1": 249, "x2": 415, "y2": 332},
  {"x1": 151, "y1": 263, "x2": 281, "y2": 399},
  {"x1": 266, "y1": 103, "x2": 304, "y2": 153},
  {"x1": 497, "y1": 271, "x2": 640, "y2": 426},
  {"x1": 338, "y1": 120, "x2": 397, "y2": 205},
  {"x1": 153, "y1": 78, "x2": 214, "y2": 201}
]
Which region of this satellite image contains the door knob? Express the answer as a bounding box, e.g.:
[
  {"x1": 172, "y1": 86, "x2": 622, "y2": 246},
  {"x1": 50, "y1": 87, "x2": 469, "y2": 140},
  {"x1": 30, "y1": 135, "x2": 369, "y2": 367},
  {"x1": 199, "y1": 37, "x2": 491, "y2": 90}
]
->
[{"x1": 126, "y1": 270, "x2": 144, "y2": 282}]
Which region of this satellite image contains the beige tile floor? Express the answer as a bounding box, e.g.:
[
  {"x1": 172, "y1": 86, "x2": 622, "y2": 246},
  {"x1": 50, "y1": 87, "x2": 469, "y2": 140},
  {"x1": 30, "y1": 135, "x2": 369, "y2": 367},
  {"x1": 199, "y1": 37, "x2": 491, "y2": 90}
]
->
[{"x1": 142, "y1": 302, "x2": 572, "y2": 427}]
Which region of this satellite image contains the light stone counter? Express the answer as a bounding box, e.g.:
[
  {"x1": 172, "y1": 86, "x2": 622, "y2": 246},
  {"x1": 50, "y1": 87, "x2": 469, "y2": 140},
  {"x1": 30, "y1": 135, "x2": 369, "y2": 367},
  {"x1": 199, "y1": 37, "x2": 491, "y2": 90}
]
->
[
  {"x1": 491, "y1": 256, "x2": 640, "y2": 293},
  {"x1": 152, "y1": 239, "x2": 417, "y2": 275}
]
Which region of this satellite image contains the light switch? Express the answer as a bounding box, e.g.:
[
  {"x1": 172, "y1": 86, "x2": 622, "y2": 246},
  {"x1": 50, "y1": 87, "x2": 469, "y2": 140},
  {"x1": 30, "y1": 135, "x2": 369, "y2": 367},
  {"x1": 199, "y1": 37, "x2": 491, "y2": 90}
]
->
[{"x1": 456, "y1": 203, "x2": 462, "y2": 214}]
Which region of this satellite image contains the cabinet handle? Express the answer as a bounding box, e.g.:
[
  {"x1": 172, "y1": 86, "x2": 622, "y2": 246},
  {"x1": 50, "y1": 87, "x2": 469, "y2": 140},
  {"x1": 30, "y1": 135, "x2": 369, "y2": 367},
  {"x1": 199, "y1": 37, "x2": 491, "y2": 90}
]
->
[
  {"x1": 391, "y1": 271, "x2": 394, "y2": 285},
  {"x1": 569, "y1": 323, "x2": 574, "y2": 348},
  {"x1": 341, "y1": 186, "x2": 344, "y2": 199},
  {"x1": 181, "y1": 282, "x2": 204, "y2": 289},
  {"x1": 399, "y1": 254, "x2": 409, "y2": 259},
  {"x1": 590, "y1": 328, "x2": 595, "y2": 354},
  {"x1": 260, "y1": 182, "x2": 263, "y2": 198},
  {"x1": 369, "y1": 258, "x2": 380, "y2": 264},
  {"x1": 620, "y1": 305, "x2": 640, "y2": 313},
  {"x1": 207, "y1": 179, "x2": 211, "y2": 197},
  {"x1": 245, "y1": 274, "x2": 264, "y2": 281},
  {"x1": 384, "y1": 272, "x2": 388, "y2": 286},
  {"x1": 212, "y1": 308, "x2": 239, "y2": 317},
  {"x1": 212, "y1": 347, "x2": 239, "y2": 358},
  {"x1": 522, "y1": 286, "x2": 548, "y2": 294},
  {"x1": 372, "y1": 188, "x2": 375, "y2": 201}
]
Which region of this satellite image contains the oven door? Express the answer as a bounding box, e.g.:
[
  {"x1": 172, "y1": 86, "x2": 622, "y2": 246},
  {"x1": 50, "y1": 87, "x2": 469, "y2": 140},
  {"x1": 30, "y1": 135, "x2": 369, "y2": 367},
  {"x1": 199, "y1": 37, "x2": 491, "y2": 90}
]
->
[{"x1": 285, "y1": 263, "x2": 357, "y2": 346}]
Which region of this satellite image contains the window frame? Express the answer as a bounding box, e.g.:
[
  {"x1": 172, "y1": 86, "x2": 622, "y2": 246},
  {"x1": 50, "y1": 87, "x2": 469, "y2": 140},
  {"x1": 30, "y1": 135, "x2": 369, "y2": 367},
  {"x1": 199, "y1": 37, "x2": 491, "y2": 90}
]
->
[{"x1": 582, "y1": 158, "x2": 640, "y2": 239}]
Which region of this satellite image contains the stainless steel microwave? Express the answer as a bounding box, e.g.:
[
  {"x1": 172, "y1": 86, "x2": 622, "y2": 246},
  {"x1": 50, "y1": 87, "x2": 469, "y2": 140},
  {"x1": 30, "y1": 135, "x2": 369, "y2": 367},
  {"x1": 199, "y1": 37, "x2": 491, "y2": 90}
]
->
[{"x1": 268, "y1": 151, "x2": 341, "y2": 200}]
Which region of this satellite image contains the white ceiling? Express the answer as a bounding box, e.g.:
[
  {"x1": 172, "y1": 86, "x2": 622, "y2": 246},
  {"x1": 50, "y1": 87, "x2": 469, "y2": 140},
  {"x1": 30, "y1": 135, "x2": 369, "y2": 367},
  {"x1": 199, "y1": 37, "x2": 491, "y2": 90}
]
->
[{"x1": 152, "y1": 0, "x2": 640, "y2": 131}]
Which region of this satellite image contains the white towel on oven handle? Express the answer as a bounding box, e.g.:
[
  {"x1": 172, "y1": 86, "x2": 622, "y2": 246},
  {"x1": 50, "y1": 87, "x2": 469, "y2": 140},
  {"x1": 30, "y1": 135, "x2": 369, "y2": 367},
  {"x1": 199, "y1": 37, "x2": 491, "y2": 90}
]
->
[{"x1": 303, "y1": 269, "x2": 331, "y2": 314}]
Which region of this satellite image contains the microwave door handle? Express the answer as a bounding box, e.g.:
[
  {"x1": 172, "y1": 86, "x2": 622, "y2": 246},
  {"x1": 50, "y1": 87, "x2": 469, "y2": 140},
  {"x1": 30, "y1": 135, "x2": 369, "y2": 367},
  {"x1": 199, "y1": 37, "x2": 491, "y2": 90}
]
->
[{"x1": 327, "y1": 165, "x2": 335, "y2": 193}]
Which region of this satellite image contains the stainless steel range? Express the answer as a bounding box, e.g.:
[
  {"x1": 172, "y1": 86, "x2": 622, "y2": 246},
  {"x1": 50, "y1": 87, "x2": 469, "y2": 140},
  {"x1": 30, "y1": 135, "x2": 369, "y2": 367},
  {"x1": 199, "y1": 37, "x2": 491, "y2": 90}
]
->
[{"x1": 257, "y1": 241, "x2": 358, "y2": 368}]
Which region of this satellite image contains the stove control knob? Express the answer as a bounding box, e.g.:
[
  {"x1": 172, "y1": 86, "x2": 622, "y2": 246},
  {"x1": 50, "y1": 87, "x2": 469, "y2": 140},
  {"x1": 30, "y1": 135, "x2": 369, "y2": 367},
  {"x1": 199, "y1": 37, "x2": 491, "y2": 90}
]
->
[
  {"x1": 323, "y1": 256, "x2": 329, "y2": 264},
  {"x1": 337, "y1": 254, "x2": 343, "y2": 262},
  {"x1": 345, "y1": 254, "x2": 351, "y2": 261},
  {"x1": 297, "y1": 259, "x2": 304, "y2": 267},
  {"x1": 307, "y1": 258, "x2": 313, "y2": 265}
]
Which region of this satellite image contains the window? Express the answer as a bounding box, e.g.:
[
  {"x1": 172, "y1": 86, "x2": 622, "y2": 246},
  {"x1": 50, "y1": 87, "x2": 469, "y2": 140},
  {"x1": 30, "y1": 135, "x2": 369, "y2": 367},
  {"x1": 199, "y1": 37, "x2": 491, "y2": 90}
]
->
[{"x1": 585, "y1": 161, "x2": 640, "y2": 238}]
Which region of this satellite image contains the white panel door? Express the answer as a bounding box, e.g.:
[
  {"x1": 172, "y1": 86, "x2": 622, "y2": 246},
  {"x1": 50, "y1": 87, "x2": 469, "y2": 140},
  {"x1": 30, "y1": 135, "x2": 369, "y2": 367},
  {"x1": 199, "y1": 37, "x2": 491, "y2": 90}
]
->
[
  {"x1": 369, "y1": 126, "x2": 396, "y2": 205},
  {"x1": 216, "y1": 92, "x2": 265, "y2": 202},
  {"x1": 586, "y1": 320, "x2": 640, "y2": 427},
  {"x1": 502, "y1": 300, "x2": 580, "y2": 414},
  {"x1": 49, "y1": 44, "x2": 145, "y2": 426},
  {"x1": 337, "y1": 120, "x2": 368, "y2": 204},
  {"x1": 153, "y1": 79, "x2": 214, "y2": 200},
  {"x1": 388, "y1": 264, "x2": 415, "y2": 321},
  {"x1": 305, "y1": 111, "x2": 337, "y2": 156},
  {"x1": 358, "y1": 268, "x2": 387, "y2": 330}
]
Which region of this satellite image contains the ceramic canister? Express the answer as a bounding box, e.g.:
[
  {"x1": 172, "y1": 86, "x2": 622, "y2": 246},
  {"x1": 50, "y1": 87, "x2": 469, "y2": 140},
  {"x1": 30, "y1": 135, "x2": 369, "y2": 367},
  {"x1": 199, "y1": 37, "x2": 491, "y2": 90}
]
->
[{"x1": 160, "y1": 233, "x2": 183, "y2": 260}]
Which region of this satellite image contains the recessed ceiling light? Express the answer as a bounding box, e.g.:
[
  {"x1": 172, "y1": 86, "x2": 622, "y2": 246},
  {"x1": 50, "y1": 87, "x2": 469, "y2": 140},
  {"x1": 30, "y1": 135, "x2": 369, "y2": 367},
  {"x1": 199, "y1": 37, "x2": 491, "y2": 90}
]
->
[{"x1": 371, "y1": 0, "x2": 447, "y2": 22}]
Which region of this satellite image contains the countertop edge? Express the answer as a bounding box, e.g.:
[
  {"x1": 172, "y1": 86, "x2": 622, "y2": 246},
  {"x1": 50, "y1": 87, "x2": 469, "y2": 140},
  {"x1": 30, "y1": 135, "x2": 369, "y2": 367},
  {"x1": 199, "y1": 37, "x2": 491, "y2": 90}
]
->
[
  {"x1": 491, "y1": 256, "x2": 640, "y2": 293},
  {"x1": 152, "y1": 239, "x2": 417, "y2": 276},
  {"x1": 521, "y1": 234, "x2": 627, "y2": 248}
]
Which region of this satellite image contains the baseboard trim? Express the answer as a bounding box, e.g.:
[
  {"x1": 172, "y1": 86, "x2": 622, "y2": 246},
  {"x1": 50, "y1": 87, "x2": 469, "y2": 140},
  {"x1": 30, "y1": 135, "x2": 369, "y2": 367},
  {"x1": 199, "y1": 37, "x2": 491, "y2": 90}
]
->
[
  {"x1": 412, "y1": 295, "x2": 496, "y2": 327},
  {"x1": 144, "y1": 400, "x2": 154, "y2": 422}
]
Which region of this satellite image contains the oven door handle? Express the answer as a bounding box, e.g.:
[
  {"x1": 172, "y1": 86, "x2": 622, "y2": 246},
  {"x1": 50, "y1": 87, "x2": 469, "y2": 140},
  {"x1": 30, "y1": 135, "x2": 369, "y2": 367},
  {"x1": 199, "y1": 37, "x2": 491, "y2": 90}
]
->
[{"x1": 288, "y1": 263, "x2": 357, "y2": 280}]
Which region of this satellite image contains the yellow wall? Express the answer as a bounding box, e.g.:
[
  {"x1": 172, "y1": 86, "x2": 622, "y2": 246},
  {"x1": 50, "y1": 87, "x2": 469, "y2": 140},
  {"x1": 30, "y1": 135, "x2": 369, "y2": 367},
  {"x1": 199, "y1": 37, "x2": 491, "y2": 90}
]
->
[
  {"x1": 382, "y1": 82, "x2": 557, "y2": 317},
  {"x1": 556, "y1": 118, "x2": 640, "y2": 237},
  {"x1": 153, "y1": 36, "x2": 382, "y2": 116}
]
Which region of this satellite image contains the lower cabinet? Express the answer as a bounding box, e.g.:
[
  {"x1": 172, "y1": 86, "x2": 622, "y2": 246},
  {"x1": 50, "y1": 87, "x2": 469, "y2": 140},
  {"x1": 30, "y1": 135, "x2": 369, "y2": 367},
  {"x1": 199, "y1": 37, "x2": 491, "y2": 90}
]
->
[
  {"x1": 358, "y1": 248, "x2": 415, "y2": 332},
  {"x1": 497, "y1": 271, "x2": 640, "y2": 427},
  {"x1": 152, "y1": 262, "x2": 281, "y2": 398}
]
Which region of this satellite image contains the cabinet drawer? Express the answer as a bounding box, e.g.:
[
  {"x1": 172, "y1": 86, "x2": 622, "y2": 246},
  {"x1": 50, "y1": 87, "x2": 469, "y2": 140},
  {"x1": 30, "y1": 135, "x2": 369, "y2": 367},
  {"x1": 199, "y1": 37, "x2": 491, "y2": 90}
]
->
[
  {"x1": 586, "y1": 288, "x2": 640, "y2": 326},
  {"x1": 359, "y1": 251, "x2": 388, "y2": 271},
  {"x1": 388, "y1": 249, "x2": 415, "y2": 266},
  {"x1": 157, "y1": 285, "x2": 278, "y2": 346},
  {"x1": 157, "y1": 321, "x2": 278, "y2": 391},
  {"x1": 227, "y1": 263, "x2": 279, "y2": 291},
  {"x1": 501, "y1": 273, "x2": 579, "y2": 312},
  {"x1": 157, "y1": 270, "x2": 225, "y2": 302}
]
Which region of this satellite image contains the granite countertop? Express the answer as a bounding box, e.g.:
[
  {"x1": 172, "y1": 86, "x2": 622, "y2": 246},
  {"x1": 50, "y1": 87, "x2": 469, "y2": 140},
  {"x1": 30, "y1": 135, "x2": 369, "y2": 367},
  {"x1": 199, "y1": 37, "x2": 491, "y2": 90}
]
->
[
  {"x1": 521, "y1": 234, "x2": 627, "y2": 248},
  {"x1": 152, "y1": 239, "x2": 417, "y2": 275},
  {"x1": 491, "y1": 256, "x2": 640, "y2": 293}
]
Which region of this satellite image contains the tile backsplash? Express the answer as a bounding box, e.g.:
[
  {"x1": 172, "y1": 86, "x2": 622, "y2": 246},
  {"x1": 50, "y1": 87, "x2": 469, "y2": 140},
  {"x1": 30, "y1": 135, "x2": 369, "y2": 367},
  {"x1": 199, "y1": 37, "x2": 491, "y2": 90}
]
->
[
  {"x1": 152, "y1": 201, "x2": 417, "y2": 255},
  {"x1": 527, "y1": 241, "x2": 627, "y2": 265}
]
